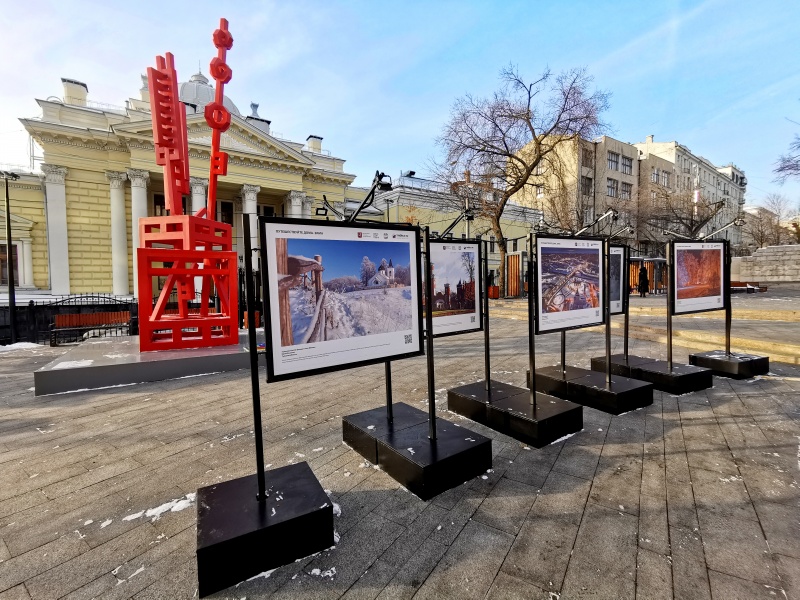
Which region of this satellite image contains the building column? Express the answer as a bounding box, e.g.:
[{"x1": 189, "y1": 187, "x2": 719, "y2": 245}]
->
[
  {"x1": 302, "y1": 196, "x2": 313, "y2": 219},
  {"x1": 284, "y1": 190, "x2": 306, "y2": 218},
  {"x1": 241, "y1": 184, "x2": 261, "y2": 266},
  {"x1": 21, "y1": 238, "x2": 33, "y2": 287},
  {"x1": 40, "y1": 164, "x2": 70, "y2": 294},
  {"x1": 127, "y1": 169, "x2": 150, "y2": 298},
  {"x1": 190, "y1": 177, "x2": 208, "y2": 215},
  {"x1": 106, "y1": 171, "x2": 129, "y2": 296}
]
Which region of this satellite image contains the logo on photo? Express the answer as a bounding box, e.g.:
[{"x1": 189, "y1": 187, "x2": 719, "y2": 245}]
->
[
  {"x1": 358, "y1": 232, "x2": 362, "y2": 238},
  {"x1": 383, "y1": 233, "x2": 389, "y2": 239},
  {"x1": 373, "y1": 233, "x2": 379, "y2": 238}
]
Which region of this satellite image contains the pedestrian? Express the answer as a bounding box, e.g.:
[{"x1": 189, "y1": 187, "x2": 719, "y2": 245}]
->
[{"x1": 638, "y1": 266, "x2": 649, "y2": 298}]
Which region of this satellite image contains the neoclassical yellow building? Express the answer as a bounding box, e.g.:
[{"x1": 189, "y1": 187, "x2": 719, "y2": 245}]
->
[{"x1": 3, "y1": 75, "x2": 364, "y2": 297}]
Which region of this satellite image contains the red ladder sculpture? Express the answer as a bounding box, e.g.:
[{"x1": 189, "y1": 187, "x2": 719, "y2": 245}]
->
[{"x1": 137, "y1": 18, "x2": 239, "y2": 351}]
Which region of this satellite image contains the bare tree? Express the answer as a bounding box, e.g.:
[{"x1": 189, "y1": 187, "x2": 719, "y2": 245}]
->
[
  {"x1": 643, "y1": 186, "x2": 726, "y2": 240},
  {"x1": 742, "y1": 208, "x2": 776, "y2": 249},
  {"x1": 775, "y1": 134, "x2": 800, "y2": 183},
  {"x1": 762, "y1": 192, "x2": 792, "y2": 245},
  {"x1": 432, "y1": 66, "x2": 609, "y2": 294}
]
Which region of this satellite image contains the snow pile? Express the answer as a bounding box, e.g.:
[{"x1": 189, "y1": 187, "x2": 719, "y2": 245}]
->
[{"x1": 0, "y1": 342, "x2": 41, "y2": 352}]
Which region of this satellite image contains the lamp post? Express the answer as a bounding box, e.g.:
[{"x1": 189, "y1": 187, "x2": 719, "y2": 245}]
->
[{"x1": 2, "y1": 171, "x2": 20, "y2": 344}]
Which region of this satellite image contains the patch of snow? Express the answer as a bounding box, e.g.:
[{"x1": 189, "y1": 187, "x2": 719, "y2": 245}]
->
[
  {"x1": 0, "y1": 342, "x2": 41, "y2": 352},
  {"x1": 310, "y1": 567, "x2": 336, "y2": 579},
  {"x1": 221, "y1": 433, "x2": 245, "y2": 442},
  {"x1": 123, "y1": 492, "x2": 197, "y2": 523},
  {"x1": 100, "y1": 519, "x2": 113, "y2": 529},
  {"x1": 129, "y1": 566, "x2": 144, "y2": 579},
  {"x1": 332, "y1": 502, "x2": 342, "y2": 517},
  {"x1": 247, "y1": 568, "x2": 276, "y2": 581},
  {"x1": 83, "y1": 519, "x2": 93, "y2": 526},
  {"x1": 313, "y1": 447, "x2": 323, "y2": 452},
  {"x1": 52, "y1": 359, "x2": 94, "y2": 370},
  {"x1": 367, "y1": 425, "x2": 375, "y2": 430},
  {"x1": 122, "y1": 511, "x2": 144, "y2": 522},
  {"x1": 407, "y1": 448, "x2": 415, "y2": 455},
  {"x1": 333, "y1": 531, "x2": 340, "y2": 544},
  {"x1": 549, "y1": 431, "x2": 582, "y2": 445}
]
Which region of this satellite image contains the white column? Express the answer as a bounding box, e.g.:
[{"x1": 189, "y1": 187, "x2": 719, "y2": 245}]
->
[
  {"x1": 106, "y1": 171, "x2": 129, "y2": 296},
  {"x1": 302, "y1": 196, "x2": 313, "y2": 219},
  {"x1": 190, "y1": 177, "x2": 208, "y2": 215},
  {"x1": 22, "y1": 239, "x2": 33, "y2": 287},
  {"x1": 127, "y1": 169, "x2": 150, "y2": 298},
  {"x1": 189, "y1": 177, "x2": 209, "y2": 297},
  {"x1": 40, "y1": 164, "x2": 70, "y2": 294},
  {"x1": 241, "y1": 184, "x2": 261, "y2": 267},
  {"x1": 284, "y1": 190, "x2": 306, "y2": 218}
]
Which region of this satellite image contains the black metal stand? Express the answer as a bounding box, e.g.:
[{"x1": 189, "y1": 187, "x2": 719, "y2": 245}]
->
[
  {"x1": 196, "y1": 216, "x2": 333, "y2": 597},
  {"x1": 423, "y1": 227, "x2": 437, "y2": 441},
  {"x1": 385, "y1": 361, "x2": 394, "y2": 424},
  {"x1": 689, "y1": 241, "x2": 769, "y2": 378}
]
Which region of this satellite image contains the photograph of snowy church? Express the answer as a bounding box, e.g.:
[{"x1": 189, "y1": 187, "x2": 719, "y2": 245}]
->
[{"x1": 275, "y1": 238, "x2": 415, "y2": 346}]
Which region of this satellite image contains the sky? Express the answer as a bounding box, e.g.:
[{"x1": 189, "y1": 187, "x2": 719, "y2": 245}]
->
[
  {"x1": 286, "y1": 239, "x2": 409, "y2": 280},
  {"x1": 1, "y1": 0, "x2": 798, "y2": 209},
  {"x1": 430, "y1": 246, "x2": 476, "y2": 294}
]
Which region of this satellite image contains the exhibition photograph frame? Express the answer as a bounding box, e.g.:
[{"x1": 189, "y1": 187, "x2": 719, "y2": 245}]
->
[
  {"x1": 424, "y1": 240, "x2": 483, "y2": 338},
  {"x1": 534, "y1": 234, "x2": 605, "y2": 334},
  {"x1": 259, "y1": 217, "x2": 424, "y2": 382},
  {"x1": 609, "y1": 244, "x2": 629, "y2": 316},
  {"x1": 670, "y1": 240, "x2": 728, "y2": 316}
]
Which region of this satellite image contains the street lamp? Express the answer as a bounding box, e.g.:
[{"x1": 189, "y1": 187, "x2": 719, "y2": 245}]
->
[{"x1": 1, "y1": 171, "x2": 20, "y2": 344}]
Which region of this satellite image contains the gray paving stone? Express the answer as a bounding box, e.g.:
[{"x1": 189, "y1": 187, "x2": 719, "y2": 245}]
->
[
  {"x1": 636, "y1": 547, "x2": 672, "y2": 600},
  {"x1": 472, "y1": 476, "x2": 537, "y2": 535},
  {"x1": 638, "y1": 492, "x2": 670, "y2": 557},
  {"x1": 670, "y1": 526, "x2": 712, "y2": 600},
  {"x1": 485, "y1": 571, "x2": 549, "y2": 599},
  {"x1": 708, "y1": 570, "x2": 784, "y2": 600},
  {"x1": 0, "y1": 585, "x2": 31, "y2": 600}
]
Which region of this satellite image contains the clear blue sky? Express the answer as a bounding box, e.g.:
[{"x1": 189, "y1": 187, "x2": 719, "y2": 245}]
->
[
  {"x1": 286, "y1": 239, "x2": 409, "y2": 280},
  {"x1": 1, "y1": 0, "x2": 798, "y2": 208}
]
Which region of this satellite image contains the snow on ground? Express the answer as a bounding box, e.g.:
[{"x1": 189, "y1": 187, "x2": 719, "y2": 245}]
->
[{"x1": 0, "y1": 342, "x2": 42, "y2": 352}]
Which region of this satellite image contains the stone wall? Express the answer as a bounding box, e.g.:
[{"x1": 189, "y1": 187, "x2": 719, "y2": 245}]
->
[{"x1": 736, "y1": 245, "x2": 800, "y2": 282}]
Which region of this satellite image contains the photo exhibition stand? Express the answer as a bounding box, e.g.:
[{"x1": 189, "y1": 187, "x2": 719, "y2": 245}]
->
[
  {"x1": 687, "y1": 241, "x2": 769, "y2": 378},
  {"x1": 195, "y1": 217, "x2": 332, "y2": 597},
  {"x1": 593, "y1": 241, "x2": 713, "y2": 395},
  {"x1": 448, "y1": 237, "x2": 583, "y2": 446},
  {"x1": 532, "y1": 237, "x2": 653, "y2": 415},
  {"x1": 342, "y1": 226, "x2": 491, "y2": 501}
]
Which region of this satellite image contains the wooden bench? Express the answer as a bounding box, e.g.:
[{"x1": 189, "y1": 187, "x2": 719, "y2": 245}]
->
[
  {"x1": 50, "y1": 311, "x2": 131, "y2": 346},
  {"x1": 730, "y1": 281, "x2": 768, "y2": 294}
]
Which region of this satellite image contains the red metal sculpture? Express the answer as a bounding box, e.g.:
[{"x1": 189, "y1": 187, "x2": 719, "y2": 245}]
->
[{"x1": 137, "y1": 18, "x2": 239, "y2": 351}]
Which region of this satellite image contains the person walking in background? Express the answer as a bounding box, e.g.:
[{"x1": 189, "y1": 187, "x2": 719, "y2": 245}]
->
[{"x1": 638, "y1": 266, "x2": 649, "y2": 298}]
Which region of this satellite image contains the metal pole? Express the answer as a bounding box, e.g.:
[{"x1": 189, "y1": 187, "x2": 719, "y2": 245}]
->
[
  {"x1": 724, "y1": 241, "x2": 732, "y2": 355},
  {"x1": 561, "y1": 330, "x2": 567, "y2": 379},
  {"x1": 483, "y1": 240, "x2": 491, "y2": 399},
  {"x1": 666, "y1": 242, "x2": 673, "y2": 372},
  {"x1": 528, "y1": 234, "x2": 537, "y2": 412},
  {"x1": 604, "y1": 239, "x2": 612, "y2": 387},
  {"x1": 385, "y1": 361, "x2": 394, "y2": 424},
  {"x1": 4, "y1": 175, "x2": 17, "y2": 344},
  {"x1": 243, "y1": 216, "x2": 267, "y2": 501},
  {"x1": 623, "y1": 246, "x2": 630, "y2": 363},
  {"x1": 423, "y1": 227, "x2": 437, "y2": 441}
]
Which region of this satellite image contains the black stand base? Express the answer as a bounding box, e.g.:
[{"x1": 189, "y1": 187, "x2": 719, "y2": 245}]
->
[
  {"x1": 689, "y1": 351, "x2": 769, "y2": 379},
  {"x1": 342, "y1": 402, "x2": 429, "y2": 464},
  {"x1": 589, "y1": 354, "x2": 657, "y2": 378},
  {"x1": 342, "y1": 403, "x2": 493, "y2": 500},
  {"x1": 528, "y1": 365, "x2": 594, "y2": 397},
  {"x1": 196, "y1": 462, "x2": 333, "y2": 597},
  {"x1": 376, "y1": 418, "x2": 492, "y2": 500},
  {"x1": 447, "y1": 382, "x2": 584, "y2": 447},
  {"x1": 446, "y1": 380, "x2": 526, "y2": 425},
  {"x1": 630, "y1": 360, "x2": 713, "y2": 395},
  {"x1": 486, "y1": 391, "x2": 583, "y2": 447},
  {"x1": 534, "y1": 366, "x2": 653, "y2": 415}
]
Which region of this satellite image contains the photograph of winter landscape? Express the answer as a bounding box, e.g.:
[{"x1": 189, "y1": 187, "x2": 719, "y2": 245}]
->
[
  {"x1": 427, "y1": 246, "x2": 478, "y2": 317},
  {"x1": 539, "y1": 246, "x2": 602, "y2": 313},
  {"x1": 275, "y1": 237, "x2": 415, "y2": 347}
]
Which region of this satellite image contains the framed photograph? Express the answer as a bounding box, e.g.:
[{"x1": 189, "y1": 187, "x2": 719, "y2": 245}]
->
[
  {"x1": 260, "y1": 217, "x2": 424, "y2": 382},
  {"x1": 671, "y1": 241, "x2": 726, "y2": 315},
  {"x1": 609, "y1": 244, "x2": 628, "y2": 316},
  {"x1": 534, "y1": 235, "x2": 605, "y2": 334},
  {"x1": 424, "y1": 240, "x2": 482, "y2": 337}
]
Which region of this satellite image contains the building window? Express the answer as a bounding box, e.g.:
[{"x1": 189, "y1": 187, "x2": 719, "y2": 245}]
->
[
  {"x1": 661, "y1": 171, "x2": 669, "y2": 187},
  {"x1": 490, "y1": 236, "x2": 495, "y2": 253},
  {"x1": 512, "y1": 238, "x2": 518, "y2": 252},
  {"x1": 153, "y1": 194, "x2": 166, "y2": 216},
  {"x1": 219, "y1": 201, "x2": 234, "y2": 225},
  {"x1": 620, "y1": 182, "x2": 632, "y2": 200},
  {"x1": 607, "y1": 178, "x2": 618, "y2": 198},
  {"x1": 621, "y1": 156, "x2": 633, "y2": 175},
  {"x1": 1, "y1": 243, "x2": 19, "y2": 286},
  {"x1": 607, "y1": 151, "x2": 619, "y2": 171},
  {"x1": 651, "y1": 168, "x2": 659, "y2": 183},
  {"x1": 535, "y1": 185, "x2": 544, "y2": 198},
  {"x1": 461, "y1": 233, "x2": 467, "y2": 239},
  {"x1": 582, "y1": 147, "x2": 594, "y2": 168},
  {"x1": 581, "y1": 176, "x2": 593, "y2": 197},
  {"x1": 534, "y1": 163, "x2": 545, "y2": 176},
  {"x1": 257, "y1": 205, "x2": 275, "y2": 218},
  {"x1": 583, "y1": 207, "x2": 594, "y2": 226}
]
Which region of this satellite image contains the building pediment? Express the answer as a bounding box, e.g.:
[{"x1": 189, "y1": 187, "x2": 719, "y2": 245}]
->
[
  {"x1": 0, "y1": 209, "x2": 35, "y2": 234},
  {"x1": 112, "y1": 114, "x2": 314, "y2": 169}
]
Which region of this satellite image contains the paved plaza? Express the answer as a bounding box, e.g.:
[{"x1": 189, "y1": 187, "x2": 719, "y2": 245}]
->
[{"x1": 1, "y1": 288, "x2": 799, "y2": 599}]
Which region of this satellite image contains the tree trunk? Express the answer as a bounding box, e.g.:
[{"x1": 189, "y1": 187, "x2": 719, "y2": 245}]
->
[{"x1": 491, "y1": 216, "x2": 507, "y2": 297}]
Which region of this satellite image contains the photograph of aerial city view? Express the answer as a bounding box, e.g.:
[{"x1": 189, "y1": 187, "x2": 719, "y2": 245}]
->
[
  {"x1": 676, "y1": 247, "x2": 723, "y2": 300},
  {"x1": 609, "y1": 251, "x2": 622, "y2": 303},
  {"x1": 539, "y1": 246, "x2": 602, "y2": 313}
]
